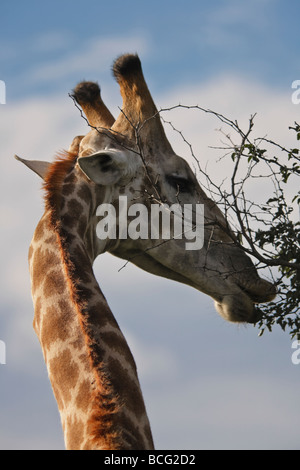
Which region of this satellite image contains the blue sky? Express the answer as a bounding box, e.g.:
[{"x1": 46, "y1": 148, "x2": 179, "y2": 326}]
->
[
  {"x1": 0, "y1": 0, "x2": 299, "y2": 450},
  {"x1": 2, "y1": 0, "x2": 300, "y2": 99}
]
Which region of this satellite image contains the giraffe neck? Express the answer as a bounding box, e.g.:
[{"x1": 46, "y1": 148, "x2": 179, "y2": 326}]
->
[{"x1": 29, "y1": 155, "x2": 154, "y2": 450}]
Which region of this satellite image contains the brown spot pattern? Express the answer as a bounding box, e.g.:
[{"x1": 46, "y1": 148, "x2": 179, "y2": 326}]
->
[
  {"x1": 101, "y1": 331, "x2": 137, "y2": 370},
  {"x1": 49, "y1": 349, "x2": 79, "y2": 405},
  {"x1": 67, "y1": 198, "x2": 84, "y2": 216},
  {"x1": 76, "y1": 379, "x2": 93, "y2": 413},
  {"x1": 77, "y1": 183, "x2": 92, "y2": 204},
  {"x1": 40, "y1": 299, "x2": 75, "y2": 350},
  {"x1": 43, "y1": 268, "x2": 66, "y2": 298},
  {"x1": 31, "y1": 247, "x2": 60, "y2": 294}
]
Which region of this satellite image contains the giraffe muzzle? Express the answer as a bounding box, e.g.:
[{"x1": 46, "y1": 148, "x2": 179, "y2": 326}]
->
[{"x1": 214, "y1": 277, "x2": 276, "y2": 324}]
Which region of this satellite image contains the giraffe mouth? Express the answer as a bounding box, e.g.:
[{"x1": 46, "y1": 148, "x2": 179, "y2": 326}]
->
[{"x1": 214, "y1": 278, "x2": 276, "y2": 324}]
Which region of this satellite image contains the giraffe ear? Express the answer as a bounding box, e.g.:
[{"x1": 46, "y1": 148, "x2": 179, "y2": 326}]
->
[
  {"x1": 14, "y1": 155, "x2": 51, "y2": 180},
  {"x1": 77, "y1": 149, "x2": 127, "y2": 185}
]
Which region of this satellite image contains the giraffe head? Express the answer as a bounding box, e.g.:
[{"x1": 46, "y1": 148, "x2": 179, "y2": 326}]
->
[{"x1": 19, "y1": 54, "x2": 276, "y2": 324}]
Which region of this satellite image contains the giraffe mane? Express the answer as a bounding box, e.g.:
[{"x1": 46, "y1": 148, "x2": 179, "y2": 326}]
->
[
  {"x1": 42, "y1": 151, "x2": 124, "y2": 449},
  {"x1": 43, "y1": 150, "x2": 77, "y2": 225}
]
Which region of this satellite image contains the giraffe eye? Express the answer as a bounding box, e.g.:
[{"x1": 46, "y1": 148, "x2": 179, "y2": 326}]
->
[{"x1": 166, "y1": 175, "x2": 192, "y2": 193}]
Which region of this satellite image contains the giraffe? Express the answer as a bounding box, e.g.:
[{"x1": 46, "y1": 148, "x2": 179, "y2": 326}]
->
[{"x1": 16, "y1": 54, "x2": 276, "y2": 450}]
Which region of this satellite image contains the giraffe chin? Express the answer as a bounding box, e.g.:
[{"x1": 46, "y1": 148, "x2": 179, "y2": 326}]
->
[{"x1": 214, "y1": 293, "x2": 263, "y2": 324}]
